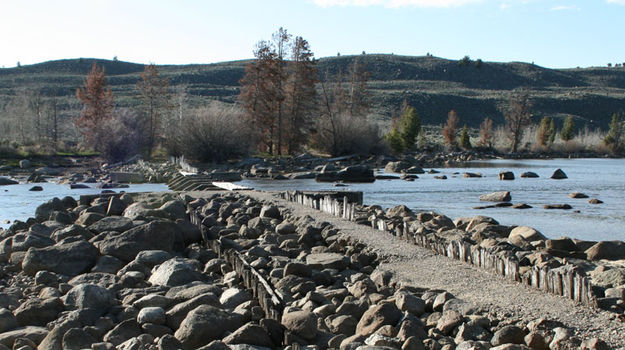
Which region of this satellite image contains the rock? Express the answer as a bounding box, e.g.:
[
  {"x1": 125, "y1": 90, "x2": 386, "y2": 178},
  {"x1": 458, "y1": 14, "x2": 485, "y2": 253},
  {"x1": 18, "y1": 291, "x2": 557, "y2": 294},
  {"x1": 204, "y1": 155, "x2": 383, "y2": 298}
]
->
[
  {"x1": 137, "y1": 307, "x2": 166, "y2": 325},
  {"x1": 28, "y1": 186, "x2": 43, "y2": 192},
  {"x1": 508, "y1": 226, "x2": 546, "y2": 244},
  {"x1": 306, "y1": 253, "x2": 349, "y2": 270},
  {"x1": 512, "y1": 203, "x2": 532, "y2": 209},
  {"x1": 70, "y1": 183, "x2": 90, "y2": 189},
  {"x1": 591, "y1": 268, "x2": 625, "y2": 288},
  {"x1": 329, "y1": 315, "x2": 358, "y2": 335},
  {"x1": 22, "y1": 240, "x2": 98, "y2": 276},
  {"x1": 585, "y1": 241, "x2": 625, "y2": 261},
  {"x1": 0, "y1": 177, "x2": 18, "y2": 186},
  {"x1": 405, "y1": 166, "x2": 425, "y2": 174},
  {"x1": 260, "y1": 205, "x2": 281, "y2": 220},
  {"x1": 491, "y1": 325, "x2": 525, "y2": 346},
  {"x1": 158, "y1": 334, "x2": 184, "y2": 350},
  {"x1": 92, "y1": 255, "x2": 124, "y2": 274},
  {"x1": 499, "y1": 171, "x2": 514, "y2": 180},
  {"x1": 11, "y1": 232, "x2": 55, "y2": 252},
  {"x1": 148, "y1": 258, "x2": 205, "y2": 286},
  {"x1": 569, "y1": 192, "x2": 588, "y2": 199},
  {"x1": 356, "y1": 303, "x2": 402, "y2": 337},
  {"x1": 436, "y1": 310, "x2": 463, "y2": 335},
  {"x1": 551, "y1": 169, "x2": 567, "y2": 179},
  {"x1": 0, "y1": 326, "x2": 48, "y2": 348},
  {"x1": 51, "y1": 224, "x2": 93, "y2": 242},
  {"x1": 89, "y1": 216, "x2": 133, "y2": 233},
  {"x1": 0, "y1": 309, "x2": 17, "y2": 333},
  {"x1": 545, "y1": 237, "x2": 577, "y2": 252},
  {"x1": 385, "y1": 161, "x2": 411, "y2": 173},
  {"x1": 63, "y1": 284, "x2": 114, "y2": 314},
  {"x1": 222, "y1": 323, "x2": 274, "y2": 348},
  {"x1": 98, "y1": 220, "x2": 178, "y2": 262},
  {"x1": 14, "y1": 298, "x2": 63, "y2": 326},
  {"x1": 524, "y1": 331, "x2": 547, "y2": 350},
  {"x1": 579, "y1": 338, "x2": 610, "y2": 350},
  {"x1": 387, "y1": 205, "x2": 414, "y2": 218},
  {"x1": 283, "y1": 262, "x2": 313, "y2": 278},
  {"x1": 165, "y1": 293, "x2": 221, "y2": 329},
  {"x1": 543, "y1": 204, "x2": 572, "y2": 210},
  {"x1": 432, "y1": 292, "x2": 454, "y2": 311},
  {"x1": 174, "y1": 305, "x2": 242, "y2": 350},
  {"x1": 63, "y1": 327, "x2": 98, "y2": 350},
  {"x1": 281, "y1": 310, "x2": 317, "y2": 340},
  {"x1": 34, "y1": 197, "x2": 65, "y2": 221},
  {"x1": 479, "y1": 191, "x2": 511, "y2": 202},
  {"x1": 75, "y1": 212, "x2": 105, "y2": 226},
  {"x1": 395, "y1": 293, "x2": 425, "y2": 316},
  {"x1": 316, "y1": 165, "x2": 375, "y2": 183},
  {"x1": 159, "y1": 200, "x2": 187, "y2": 220},
  {"x1": 520, "y1": 172, "x2": 539, "y2": 178},
  {"x1": 604, "y1": 287, "x2": 625, "y2": 300},
  {"x1": 106, "y1": 196, "x2": 127, "y2": 216},
  {"x1": 19, "y1": 160, "x2": 31, "y2": 168},
  {"x1": 219, "y1": 288, "x2": 252, "y2": 309},
  {"x1": 588, "y1": 198, "x2": 603, "y2": 204},
  {"x1": 276, "y1": 222, "x2": 297, "y2": 235},
  {"x1": 103, "y1": 319, "x2": 142, "y2": 346},
  {"x1": 463, "y1": 172, "x2": 482, "y2": 178}
]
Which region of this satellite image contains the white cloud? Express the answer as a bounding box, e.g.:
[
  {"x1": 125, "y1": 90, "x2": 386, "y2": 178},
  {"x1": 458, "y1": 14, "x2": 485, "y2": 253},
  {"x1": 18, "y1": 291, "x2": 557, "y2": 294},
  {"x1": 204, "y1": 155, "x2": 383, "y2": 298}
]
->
[
  {"x1": 311, "y1": 0, "x2": 484, "y2": 8},
  {"x1": 551, "y1": 5, "x2": 580, "y2": 11},
  {"x1": 607, "y1": 0, "x2": 625, "y2": 4}
]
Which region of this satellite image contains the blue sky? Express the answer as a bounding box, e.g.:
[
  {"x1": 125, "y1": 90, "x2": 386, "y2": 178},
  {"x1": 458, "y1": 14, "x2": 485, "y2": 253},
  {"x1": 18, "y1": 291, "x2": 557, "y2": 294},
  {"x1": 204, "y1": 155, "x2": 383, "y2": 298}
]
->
[{"x1": 1, "y1": 0, "x2": 624, "y2": 69}]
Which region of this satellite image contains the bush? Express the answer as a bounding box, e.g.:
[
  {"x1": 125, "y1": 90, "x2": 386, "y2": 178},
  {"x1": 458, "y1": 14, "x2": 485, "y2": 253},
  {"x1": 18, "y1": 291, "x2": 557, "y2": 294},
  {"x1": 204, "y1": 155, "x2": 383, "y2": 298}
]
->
[
  {"x1": 312, "y1": 114, "x2": 386, "y2": 156},
  {"x1": 93, "y1": 108, "x2": 144, "y2": 163},
  {"x1": 385, "y1": 128, "x2": 404, "y2": 154},
  {"x1": 560, "y1": 116, "x2": 575, "y2": 142},
  {"x1": 178, "y1": 104, "x2": 251, "y2": 162},
  {"x1": 460, "y1": 125, "x2": 472, "y2": 149}
]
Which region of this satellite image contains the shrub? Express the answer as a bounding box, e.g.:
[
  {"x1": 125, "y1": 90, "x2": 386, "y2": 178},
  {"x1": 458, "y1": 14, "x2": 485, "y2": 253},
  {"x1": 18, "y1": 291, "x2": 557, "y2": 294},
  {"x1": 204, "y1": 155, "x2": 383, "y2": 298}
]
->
[
  {"x1": 560, "y1": 116, "x2": 575, "y2": 142},
  {"x1": 398, "y1": 106, "x2": 421, "y2": 151},
  {"x1": 460, "y1": 125, "x2": 472, "y2": 149},
  {"x1": 442, "y1": 110, "x2": 459, "y2": 147},
  {"x1": 478, "y1": 117, "x2": 493, "y2": 148},
  {"x1": 536, "y1": 117, "x2": 552, "y2": 147},
  {"x1": 312, "y1": 114, "x2": 386, "y2": 156},
  {"x1": 178, "y1": 104, "x2": 252, "y2": 162},
  {"x1": 93, "y1": 108, "x2": 144, "y2": 163},
  {"x1": 385, "y1": 128, "x2": 404, "y2": 154}
]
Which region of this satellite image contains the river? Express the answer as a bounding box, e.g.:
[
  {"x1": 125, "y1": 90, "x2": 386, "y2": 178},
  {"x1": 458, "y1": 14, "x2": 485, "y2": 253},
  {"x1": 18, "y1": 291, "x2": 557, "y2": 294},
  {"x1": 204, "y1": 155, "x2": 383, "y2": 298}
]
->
[{"x1": 240, "y1": 158, "x2": 625, "y2": 242}]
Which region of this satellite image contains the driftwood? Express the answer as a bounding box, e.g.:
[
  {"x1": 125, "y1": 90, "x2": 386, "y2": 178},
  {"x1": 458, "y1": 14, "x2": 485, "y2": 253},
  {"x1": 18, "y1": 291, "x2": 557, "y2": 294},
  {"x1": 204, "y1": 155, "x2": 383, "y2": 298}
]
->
[{"x1": 282, "y1": 191, "x2": 597, "y2": 308}]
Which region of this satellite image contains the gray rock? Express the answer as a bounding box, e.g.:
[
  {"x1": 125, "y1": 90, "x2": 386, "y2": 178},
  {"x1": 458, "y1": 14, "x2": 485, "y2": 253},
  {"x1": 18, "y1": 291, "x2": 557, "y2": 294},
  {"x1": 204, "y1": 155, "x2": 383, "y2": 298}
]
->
[
  {"x1": 356, "y1": 303, "x2": 402, "y2": 337},
  {"x1": 91, "y1": 255, "x2": 124, "y2": 274},
  {"x1": 479, "y1": 191, "x2": 511, "y2": 202},
  {"x1": 63, "y1": 284, "x2": 114, "y2": 315},
  {"x1": 436, "y1": 310, "x2": 463, "y2": 335},
  {"x1": 165, "y1": 283, "x2": 222, "y2": 302},
  {"x1": 62, "y1": 327, "x2": 98, "y2": 350},
  {"x1": 0, "y1": 177, "x2": 18, "y2": 186},
  {"x1": 283, "y1": 262, "x2": 313, "y2": 278},
  {"x1": 137, "y1": 307, "x2": 166, "y2": 325},
  {"x1": 329, "y1": 315, "x2": 358, "y2": 335},
  {"x1": 281, "y1": 310, "x2": 317, "y2": 340},
  {"x1": 0, "y1": 309, "x2": 17, "y2": 334},
  {"x1": 498, "y1": 171, "x2": 514, "y2": 180},
  {"x1": 276, "y1": 222, "x2": 297, "y2": 235},
  {"x1": 11, "y1": 233, "x2": 55, "y2": 252},
  {"x1": 585, "y1": 241, "x2": 625, "y2": 261},
  {"x1": 0, "y1": 326, "x2": 48, "y2": 348},
  {"x1": 106, "y1": 196, "x2": 127, "y2": 216},
  {"x1": 51, "y1": 224, "x2": 93, "y2": 242},
  {"x1": 306, "y1": 253, "x2": 349, "y2": 270},
  {"x1": 68, "y1": 272, "x2": 119, "y2": 288},
  {"x1": 166, "y1": 293, "x2": 221, "y2": 329},
  {"x1": 135, "y1": 250, "x2": 173, "y2": 267},
  {"x1": 491, "y1": 325, "x2": 525, "y2": 346},
  {"x1": 75, "y1": 212, "x2": 105, "y2": 226},
  {"x1": 22, "y1": 240, "x2": 98, "y2": 276},
  {"x1": 103, "y1": 319, "x2": 142, "y2": 346},
  {"x1": 520, "y1": 172, "x2": 539, "y2": 178},
  {"x1": 260, "y1": 205, "x2": 281, "y2": 220},
  {"x1": 132, "y1": 294, "x2": 174, "y2": 310},
  {"x1": 551, "y1": 169, "x2": 567, "y2": 179},
  {"x1": 89, "y1": 216, "x2": 133, "y2": 233},
  {"x1": 14, "y1": 297, "x2": 63, "y2": 326},
  {"x1": 98, "y1": 220, "x2": 178, "y2": 262},
  {"x1": 222, "y1": 323, "x2": 274, "y2": 347},
  {"x1": 159, "y1": 200, "x2": 187, "y2": 220},
  {"x1": 174, "y1": 305, "x2": 243, "y2": 350},
  {"x1": 396, "y1": 293, "x2": 425, "y2": 316},
  {"x1": 148, "y1": 258, "x2": 205, "y2": 287},
  {"x1": 35, "y1": 198, "x2": 65, "y2": 222},
  {"x1": 219, "y1": 288, "x2": 252, "y2": 309},
  {"x1": 158, "y1": 334, "x2": 183, "y2": 350}
]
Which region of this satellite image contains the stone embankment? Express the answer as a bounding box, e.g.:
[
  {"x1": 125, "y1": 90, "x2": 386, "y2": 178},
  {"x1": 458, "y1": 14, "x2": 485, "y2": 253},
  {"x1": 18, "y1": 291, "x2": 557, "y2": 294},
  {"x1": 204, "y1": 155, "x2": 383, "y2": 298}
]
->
[{"x1": 0, "y1": 188, "x2": 620, "y2": 349}]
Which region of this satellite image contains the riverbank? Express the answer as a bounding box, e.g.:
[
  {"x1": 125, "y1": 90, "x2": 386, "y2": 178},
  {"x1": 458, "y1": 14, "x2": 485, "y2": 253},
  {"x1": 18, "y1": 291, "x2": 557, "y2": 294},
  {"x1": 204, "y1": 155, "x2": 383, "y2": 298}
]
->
[{"x1": 0, "y1": 189, "x2": 620, "y2": 349}]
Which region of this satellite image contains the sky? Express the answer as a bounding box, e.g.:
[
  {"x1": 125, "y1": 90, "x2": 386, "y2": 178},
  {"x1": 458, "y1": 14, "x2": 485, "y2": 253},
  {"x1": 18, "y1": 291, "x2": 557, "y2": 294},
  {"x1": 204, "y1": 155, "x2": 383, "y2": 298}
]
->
[{"x1": 1, "y1": 0, "x2": 624, "y2": 69}]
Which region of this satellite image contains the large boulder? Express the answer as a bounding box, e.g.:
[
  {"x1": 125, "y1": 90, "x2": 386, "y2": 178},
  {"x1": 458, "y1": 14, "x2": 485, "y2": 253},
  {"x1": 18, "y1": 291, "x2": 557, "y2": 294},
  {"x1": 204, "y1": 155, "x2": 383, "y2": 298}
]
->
[
  {"x1": 551, "y1": 169, "x2": 568, "y2": 179},
  {"x1": 356, "y1": 303, "x2": 402, "y2": 337},
  {"x1": 14, "y1": 297, "x2": 64, "y2": 326},
  {"x1": 508, "y1": 226, "x2": 546, "y2": 245},
  {"x1": 0, "y1": 326, "x2": 48, "y2": 348},
  {"x1": 479, "y1": 191, "x2": 511, "y2": 202},
  {"x1": 63, "y1": 283, "x2": 114, "y2": 314},
  {"x1": 34, "y1": 198, "x2": 65, "y2": 221},
  {"x1": 585, "y1": 241, "x2": 625, "y2": 261},
  {"x1": 223, "y1": 323, "x2": 274, "y2": 347},
  {"x1": 384, "y1": 161, "x2": 411, "y2": 173},
  {"x1": 148, "y1": 258, "x2": 205, "y2": 287},
  {"x1": 174, "y1": 305, "x2": 243, "y2": 350},
  {"x1": 306, "y1": 253, "x2": 349, "y2": 270},
  {"x1": 316, "y1": 165, "x2": 375, "y2": 183},
  {"x1": 22, "y1": 240, "x2": 98, "y2": 276},
  {"x1": 219, "y1": 288, "x2": 252, "y2": 309},
  {"x1": 0, "y1": 177, "x2": 18, "y2": 186},
  {"x1": 281, "y1": 310, "x2": 317, "y2": 340},
  {"x1": 97, "y1": 220, "x2": 178, "y2": 261},
  {"x1": 88, "y1": 216, "x2": 133, "y2": 233}
]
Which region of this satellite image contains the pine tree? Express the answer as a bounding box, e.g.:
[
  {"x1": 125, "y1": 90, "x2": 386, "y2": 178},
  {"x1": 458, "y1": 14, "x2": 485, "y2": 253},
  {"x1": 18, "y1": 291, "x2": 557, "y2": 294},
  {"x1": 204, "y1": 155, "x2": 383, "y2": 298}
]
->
[
  {"x1": 605, "y1": 113, "x2": 624, "y2": 153},
  {"x1": 398, "y1": 106, "x2": 420, "y2": 151},
  {"x1": 460, "y1": 125, "x2": 472, "y2": 149},
  {"x1": 549, "y1": 119, "x2": 556, "y2": 145},
  {"x1": 560, "y1": 115, "x2": 575, "y2": 142},
  {"x1": 386, "y1": 128, "x2": 404, "y2": 154}
]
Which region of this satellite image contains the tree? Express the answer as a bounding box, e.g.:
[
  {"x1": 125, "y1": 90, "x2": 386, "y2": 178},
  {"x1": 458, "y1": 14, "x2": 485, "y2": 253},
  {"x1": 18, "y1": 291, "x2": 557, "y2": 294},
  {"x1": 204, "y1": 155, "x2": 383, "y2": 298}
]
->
[
  {"x1": 479, "y1": 117, "x2": 494, "y2": 148},
  {"x1": 385, "y1": 128, "x2": 404, "y2": 154},
  {"x1": 536, "y1": 116, "x2": 552, "y2": 147},
  {"x1": 346, "y1": 58, "x2": 370, "y2": 117},
  {"x1": 502, "y1": 88, "x2": 532, "y2": 153},
  {"x1": 137, "y1": 64, "x2": 171, "y2": 157},
  {"x1": 442, "y1": 110, "x2": 459, "y2": 147},
  {"x1": 398, "y1": 106, "x2": 421, "y2": 151},
  {"x1": 284, "y1": 36, "x2": 317, "y2": 154},
  {"x1": 560, "y1": 115, "x2": 575, "y2": 142},
  {"x1": 75, "y1": 63, "x2": 114, "y2": 149},
  {"x1": 549, "y1": 119, "x2": 556, "y2": 145},
  {"x1": 605, "y1": 112, "x2": 624, "y2": 153},
  {"x1": 460, "y1": 125, "x2": 472, "y2": 149}
]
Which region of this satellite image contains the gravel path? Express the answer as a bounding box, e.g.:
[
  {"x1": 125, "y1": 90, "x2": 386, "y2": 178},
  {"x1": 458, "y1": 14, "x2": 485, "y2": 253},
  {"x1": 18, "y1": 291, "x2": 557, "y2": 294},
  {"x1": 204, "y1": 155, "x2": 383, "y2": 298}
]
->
[{"x1": 243, "y1": 190, "x2": 625, "y2": 348}]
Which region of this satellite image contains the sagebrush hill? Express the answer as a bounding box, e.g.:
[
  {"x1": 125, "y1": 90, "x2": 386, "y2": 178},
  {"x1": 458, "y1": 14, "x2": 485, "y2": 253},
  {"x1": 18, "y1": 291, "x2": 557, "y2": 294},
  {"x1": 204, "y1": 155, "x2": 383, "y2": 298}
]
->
[{"x1": 1, "y1": 54, "x2": 624, "y2": 129}]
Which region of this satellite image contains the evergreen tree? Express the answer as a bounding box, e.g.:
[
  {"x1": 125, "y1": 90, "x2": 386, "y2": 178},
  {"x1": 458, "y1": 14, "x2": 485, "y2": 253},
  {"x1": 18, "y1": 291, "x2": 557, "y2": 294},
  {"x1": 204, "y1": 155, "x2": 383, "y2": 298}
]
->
[
  {"x1": 560, "y1": 115, "x2": 575, "y2": 142},
  {"x1": 605, "y1": 113, "x2": 624, "y2": 153},
  {"x1": 385, "y1": 128, "x2": 404, "y2": 154},
  {"x1": 536, "y1": 116, "x2": 551, "y2": 146},
  {"x1": 460, "y1": 125, "x2": 472, "y2": 149},
  {"x1": 398, "y1": 106, "x2": 420, "y2": 150},
  {"x1": 549, "y1": 118, "x2": 556, "y2": 145}
]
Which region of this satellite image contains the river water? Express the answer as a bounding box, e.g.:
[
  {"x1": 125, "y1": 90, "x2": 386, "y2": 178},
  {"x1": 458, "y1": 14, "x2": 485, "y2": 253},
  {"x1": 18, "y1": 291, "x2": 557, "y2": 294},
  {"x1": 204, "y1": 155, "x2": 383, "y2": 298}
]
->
[
  {"x1": 0, "y1": 182, "x2": 169, "y2": 229},
  {"x1": 240, "y1": 158, "x2": 625, "y2": 242}
]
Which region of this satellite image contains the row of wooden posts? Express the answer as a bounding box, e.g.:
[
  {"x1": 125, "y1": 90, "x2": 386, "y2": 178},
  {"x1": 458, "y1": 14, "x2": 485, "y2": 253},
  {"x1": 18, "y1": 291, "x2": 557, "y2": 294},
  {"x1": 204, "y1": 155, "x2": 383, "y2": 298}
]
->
[
  {"x1": 282, "y1": 191, "x2": 598, "y2": 308},
  {"x1": 189, "y1": 209, "x2": 284, "y2": 320}
]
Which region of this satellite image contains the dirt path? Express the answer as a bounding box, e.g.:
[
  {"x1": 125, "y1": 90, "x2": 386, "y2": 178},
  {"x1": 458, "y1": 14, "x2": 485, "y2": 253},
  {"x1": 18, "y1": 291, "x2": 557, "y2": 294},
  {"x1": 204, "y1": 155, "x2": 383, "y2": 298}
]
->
[{"x1": 240, "y1": 190, "x2": 625, "y2": 348}]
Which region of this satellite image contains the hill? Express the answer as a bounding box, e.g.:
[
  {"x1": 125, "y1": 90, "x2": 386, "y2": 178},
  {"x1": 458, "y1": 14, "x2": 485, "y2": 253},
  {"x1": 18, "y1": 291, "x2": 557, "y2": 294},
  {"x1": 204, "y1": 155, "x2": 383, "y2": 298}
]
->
[{"x1": 1, "y1": 55, "x2": 624, "y2": 130}]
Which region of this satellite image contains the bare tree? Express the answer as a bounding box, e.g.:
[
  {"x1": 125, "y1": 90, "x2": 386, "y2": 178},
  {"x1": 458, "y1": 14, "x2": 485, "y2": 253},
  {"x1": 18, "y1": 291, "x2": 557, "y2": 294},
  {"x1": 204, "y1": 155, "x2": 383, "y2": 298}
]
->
[
  {"x1": 502, "y1": 88, "x2": 533, "y2": 153},
  {"x1": 442, "y1": 110, "x2": 459, "y2": 147},
  {"x1": 76, "y1": 63, "x2": 115, "y2": 149},
  {"x1": 137, "y1": 64, "x2": 171, "y2": 157},
  {"x1": 479, "y1": 117, "x2": 494, "y2": 148}
]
